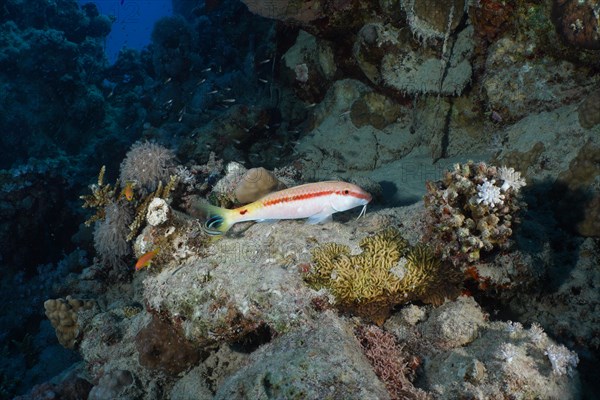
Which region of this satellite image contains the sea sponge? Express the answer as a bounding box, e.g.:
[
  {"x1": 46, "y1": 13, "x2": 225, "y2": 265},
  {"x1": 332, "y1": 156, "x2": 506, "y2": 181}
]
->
[
  {"x1": 305, "y1": 229, "x2": 460, "y2": 324},
  {"x1": 233, "y1": 167, "x2": 286, "y2": 204},
  {"x1": 135, "y1": 316, "x2": 200, "y2": 375},
  {"x1": 119, "y1": 141, "x2": 176, "y2": 193},
  {"x1": 423, "y1": 161, "x2": 526, "y2": 266},
  {"x1": 44, "y1": 296, "x2": 95, "y2": 349}
]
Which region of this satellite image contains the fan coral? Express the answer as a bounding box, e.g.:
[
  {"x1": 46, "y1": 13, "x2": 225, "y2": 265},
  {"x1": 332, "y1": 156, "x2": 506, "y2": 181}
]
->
[
  {"x1": 424, "y1": 161, "x2": 526, "y2": 265},
  {"x1": 119, "y1": 141, "x2": 176, "y2": 193},
  {"x1": 93, "y1": 200, "x2": 133, "y2": 267},
  {"x1": 305, "y1": 229, "x2": 460, "y2": 324}
]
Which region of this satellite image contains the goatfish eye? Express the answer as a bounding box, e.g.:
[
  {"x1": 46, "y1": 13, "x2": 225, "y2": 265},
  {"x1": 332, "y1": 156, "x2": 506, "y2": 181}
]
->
[{"x1": 343, "y1": 189, "x2": 349, "y2": 195}]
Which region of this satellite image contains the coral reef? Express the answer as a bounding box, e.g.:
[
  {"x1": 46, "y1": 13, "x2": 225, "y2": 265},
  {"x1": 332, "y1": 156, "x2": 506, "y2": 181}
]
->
[
  {"x1": 135, "y1": 316, "x2": 200, "y2": 375},
  {"x1": 214, "y1": 311, "x2": 392, "y2": 399},
  {"x1": 481, "y1": 36, "x2": 600, "y2": 122},
  {"x1": 353, "y1": 23, "x2": 475, "y2": 96},
  {"x1": 355, "y1": 325, "x2": 428, "y2": 400},
  {"x1": 13, "y1": 371, "x2": 93, "y2": 400},
  {"x1": 88, "y1": 370, "x2": 135, "y2": 400},
  {"x1": 578, "y1": 88, "x2": 600, "y2": 129},
  {"x1": 556, "y1": 142, "x2": 600, "y2": 236},
  {"x1": 469, "y1": 0, "x2": 516, "y2": 42},
  {"x1": 350, "y1": 92, "x2": 403, "y2": 130},
  {"x1": 305, "y1": 228, "x2": 461, "y2": 323},
  {"x1": 400, "y1": 0, "x2": 466, "y2": 42},
  {"x1": 281, "y1": 30, "x2": 336, "y2": 104},
  {"x1": 423, "y1": 161, "x2": 526, "y2": 265},
  {"x1": 44, "y1": 296, "x2": 95, "y2": 349},
  {"x1": 553, "y1": 0, "x2": 600, "y2": 49},
  {"x1": 5, "y1": 0, "x2": 600, "y2": 397},
  {"x1": 385, "y1": 297, "x2": 582, "y2": 399},
  {"x1": 150, "y1": 16, "x2": 193, "y2": 80}
]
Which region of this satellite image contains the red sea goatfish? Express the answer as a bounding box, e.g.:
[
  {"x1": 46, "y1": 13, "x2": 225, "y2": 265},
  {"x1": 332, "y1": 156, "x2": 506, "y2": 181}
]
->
[{"x1": 199, "y1": 181, "x2": 372, "y2": 235}]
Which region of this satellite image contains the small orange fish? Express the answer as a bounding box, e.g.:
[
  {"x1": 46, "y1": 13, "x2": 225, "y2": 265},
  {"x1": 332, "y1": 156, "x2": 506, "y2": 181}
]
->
[
  {"x1": 135, "y1": 248, "x2": 159, "y2": 271},
  {"x1": 121, "y1": 181, "x2": 135, "y2": 201}
]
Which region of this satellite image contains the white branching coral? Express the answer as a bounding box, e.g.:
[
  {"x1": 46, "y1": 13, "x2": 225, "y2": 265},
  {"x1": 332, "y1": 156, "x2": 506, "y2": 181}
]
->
[
  {"x1": 545, "y1": 344, "x2": 579, "y2": 376},
  {"x1": 476, "y1": 179, "x2": 504, "y2": 207},
  {"x1": 498, "y1": 166, "x2": 526, "y2": 192},
  {"x1": 528, "y1": 322, "x2": 547, "y2": 345},
  {"x1": 497, "y1": 343, "x2": 520, "y2": 364}
]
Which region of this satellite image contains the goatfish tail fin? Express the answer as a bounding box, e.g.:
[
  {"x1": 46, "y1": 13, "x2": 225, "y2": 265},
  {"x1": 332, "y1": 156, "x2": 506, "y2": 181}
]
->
[{"x1": 195, "y1": 202, "x2": 237, "y2": 236}]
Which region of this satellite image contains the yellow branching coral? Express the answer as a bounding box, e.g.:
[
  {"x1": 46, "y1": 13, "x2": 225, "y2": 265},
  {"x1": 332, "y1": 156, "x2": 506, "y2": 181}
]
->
[
  {"x1": 306, "y1": 228, "x2": 460, "y2": 324},
  {"x1": 126, "y1": 175, "x2": 179, "y2": 241},
  {"x1": 80, "y1": 166, "x2": 118, "y2": 226}
]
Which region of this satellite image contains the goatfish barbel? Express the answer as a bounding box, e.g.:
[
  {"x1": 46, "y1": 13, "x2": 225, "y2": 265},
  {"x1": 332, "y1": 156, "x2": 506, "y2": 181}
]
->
[{"x1": 198, "y1": 181, "x2": 372, "y2": 235}]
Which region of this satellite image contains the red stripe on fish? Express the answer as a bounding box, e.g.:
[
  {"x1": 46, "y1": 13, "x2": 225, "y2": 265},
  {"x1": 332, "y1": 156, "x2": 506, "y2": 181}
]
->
[{"x1": 262, "y1": 190, "x2": 336, "y2": 207}]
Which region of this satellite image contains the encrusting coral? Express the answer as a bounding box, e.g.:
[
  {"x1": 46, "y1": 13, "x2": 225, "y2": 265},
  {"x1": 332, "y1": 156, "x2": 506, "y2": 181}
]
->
[
  {"x1": 423, "y1": 161, "x2": 526, "y2": 266},
  {"x1": 135, "y1": 315, "x2": 200, "y2": 376},
  {"x1": 305, "y1": 228, "x2": 461, "y2": 324}
]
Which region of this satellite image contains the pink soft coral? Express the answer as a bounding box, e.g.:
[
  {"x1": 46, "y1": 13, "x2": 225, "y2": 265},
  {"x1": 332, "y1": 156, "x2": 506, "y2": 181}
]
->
[{"x1": 355, "y1": 325, "x2": 430, "y2": 400}]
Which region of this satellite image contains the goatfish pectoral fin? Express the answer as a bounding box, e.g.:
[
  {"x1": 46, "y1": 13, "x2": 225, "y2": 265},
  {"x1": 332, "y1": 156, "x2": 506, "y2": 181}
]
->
[
  {"x1": 195, "y1": 202, "x2": 237, "y2": 236},
  {"x1": 306, "y1": 212, "x2": 333, "y2": 225}
]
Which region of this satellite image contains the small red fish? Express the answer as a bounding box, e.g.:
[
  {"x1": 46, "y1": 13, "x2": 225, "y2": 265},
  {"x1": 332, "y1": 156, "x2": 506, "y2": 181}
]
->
[
  {"x1": 121, "y1": 181, "x2": 135, "y2": 201},
  {"x1": 135, "y1": 249, "x2": 159, "y2": 271}
]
